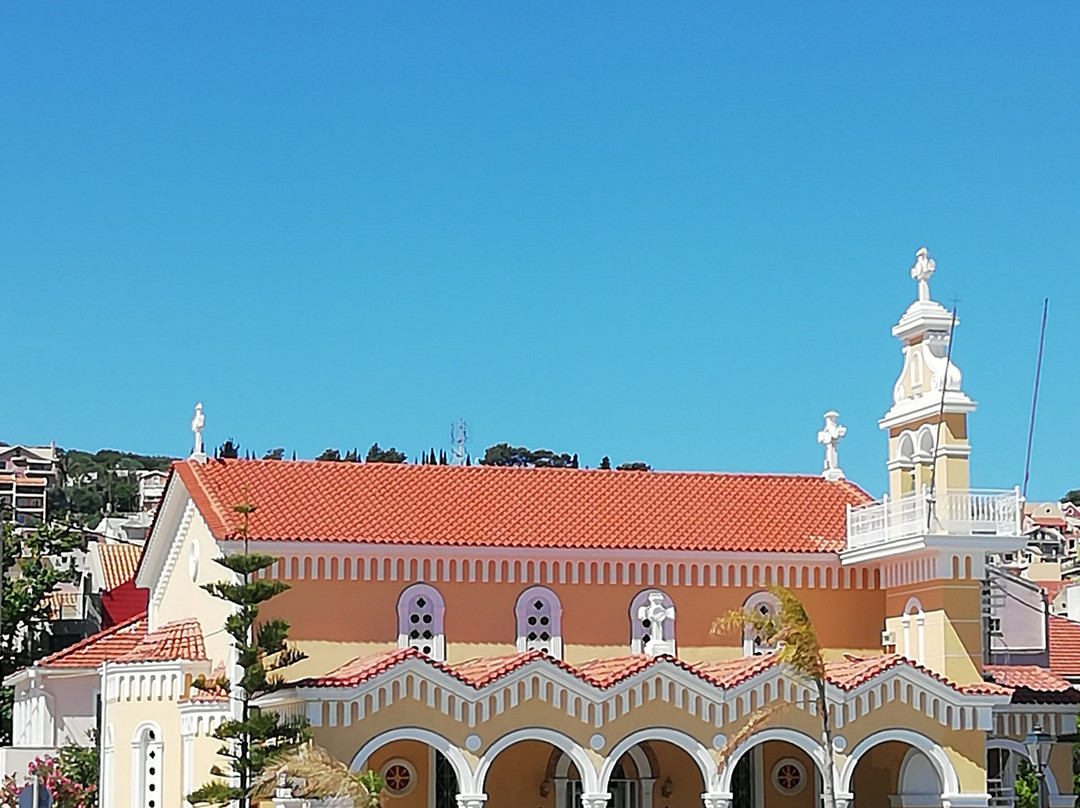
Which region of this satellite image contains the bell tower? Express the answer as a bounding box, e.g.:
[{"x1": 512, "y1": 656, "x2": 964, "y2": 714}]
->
[{"x1": 879, "y1": 248, "x2": 975, "y2": 499}]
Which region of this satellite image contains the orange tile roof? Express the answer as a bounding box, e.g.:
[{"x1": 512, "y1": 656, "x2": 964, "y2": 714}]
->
[
  {"x1": 117, "y1": 618, "x2": 206, "y2": 663},
  {"x1": 98, "y1": 543, "x2": 143, "y2": 591},
  {"x1": 35, "y1": 613, "x2": 148, "y2": 669},
  {"x1": 45, "y1": 590, "x2": 80, "y2": 619},
  {"x1": 1048, "y1": 615, "x2": 1080, "y2": 678},
  {"x1": 983, "y1": 665, "x2": 1073, "y2": 692},
  {"x1": 173, "y1": 459, "x2": 871, "y2": 553},
  {"x1": 292, "y1": 648, "x2": 1016, "y2": 698}
]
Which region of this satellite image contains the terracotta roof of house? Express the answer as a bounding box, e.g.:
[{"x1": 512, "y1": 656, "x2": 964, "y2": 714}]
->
[
  {"x1": 34, "y1": 613, "x2": 148, "y2": 669},
  {"x1": 98, "y1": 543, "x2": 143, "y2": 591},
  {"x1": 983, "y1": 665, "x2": 1073, "y2": 691},
  {"x1": 117, "y1": 618, "x2": 206, "y2": 663},
  {"x1": 44, "y1": 590, "x2": 80, "y2": 619},
  {"x1": 173, "y1": 459, "x2": 871, "y2": 553},
  {"x1": 1048, "y1": 615, "x2": 1080, "y2": 678},
  {"x1": 290, "y1": 648, "x2": 1014, "y2": 698},
  {"x1": 1041, "y1": 580, "x2": 1072, "y2": 602},
  {"x1": 984, "y1": 665, "x2": 1080, "y2": 704}
]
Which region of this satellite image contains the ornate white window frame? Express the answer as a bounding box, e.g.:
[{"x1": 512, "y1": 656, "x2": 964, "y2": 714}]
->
[
  {"x1": 397, "y1": 583, "x2": 446, "y2": 661},
  {"x1": 630, "y1": 589, "x2": 675, "y2": 656},
  {"x1": 742, "y1": 591, "x2": 781, "y2": 656},
  {"x1": 131, "y1": 721, "x2": 163, "y2": 808},
  {"x1": 515, "y1": 586, "x2": 563, "y2": 658}
]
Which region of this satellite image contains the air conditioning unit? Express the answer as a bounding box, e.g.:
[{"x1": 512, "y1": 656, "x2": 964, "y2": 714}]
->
[{"x1": 881, "y1": 630, "x2": 897, "y2": 647}]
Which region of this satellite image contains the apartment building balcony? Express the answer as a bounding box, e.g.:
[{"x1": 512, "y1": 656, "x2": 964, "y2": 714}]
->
[{"x1": 841, "y1": 487, "x2": 1025, "y2": 565}]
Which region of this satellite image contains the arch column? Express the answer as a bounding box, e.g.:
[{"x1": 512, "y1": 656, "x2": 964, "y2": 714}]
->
[
  {"x1": 701, "y1": 792, "x2": 733, "y2": 808},
  {"x1": 456, "y1": 796, "x2": 487, "y2": 808}
]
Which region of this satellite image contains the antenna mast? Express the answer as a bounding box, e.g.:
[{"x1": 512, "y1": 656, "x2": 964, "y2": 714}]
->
[
  {"x1": 1022, "y1": 298, "x2": 1049, "y2": 499},
  {"x1": 450, "y1": 418, "x2": 468, "y2": 465},
  {"x1": 926, "y1": 303, "x2": 959, "y2": 531}
]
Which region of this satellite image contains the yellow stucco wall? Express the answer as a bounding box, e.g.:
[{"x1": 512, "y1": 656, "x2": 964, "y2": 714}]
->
[{"x1": 155, "y1": 508, "x2": 236, "y2": 665}]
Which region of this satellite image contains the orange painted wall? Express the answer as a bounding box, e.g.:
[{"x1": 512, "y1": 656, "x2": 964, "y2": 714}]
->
[{"x1": 260, "y1": 573, "x2": 888, "y2": 652}]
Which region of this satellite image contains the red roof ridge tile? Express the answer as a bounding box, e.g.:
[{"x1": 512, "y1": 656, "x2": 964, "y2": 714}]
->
[
  {"x1": 33, "y1": 612, "x2": 148, "y2": 669},
  {"x1": 117, "y1": 617, "x2": 207, "y2": 663}
]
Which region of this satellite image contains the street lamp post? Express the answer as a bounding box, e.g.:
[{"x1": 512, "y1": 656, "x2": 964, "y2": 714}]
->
[{"x1": 1023, "y1": 723, "x2": 1054, "y2": 808}]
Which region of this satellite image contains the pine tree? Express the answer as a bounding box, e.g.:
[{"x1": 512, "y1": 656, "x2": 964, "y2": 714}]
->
[
  {"x1": 188, "y1": 501, "x2": 310, "y2": 807},
  {"x1": 599, "y1": 456, "x2": 611, "y2": 470}
]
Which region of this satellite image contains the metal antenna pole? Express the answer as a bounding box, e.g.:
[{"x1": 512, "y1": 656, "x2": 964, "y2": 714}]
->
[
  {"x1": 1022, "y1": 298, "x2": 1049, "y2": 499},
  {"x1": 927, "y1": 304, "x2": 958, "y2": 531}
]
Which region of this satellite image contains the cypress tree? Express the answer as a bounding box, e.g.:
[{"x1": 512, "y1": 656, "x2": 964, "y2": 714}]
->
[{"x1": 188, "y1": 501, "x2": 310, "y2": 807}]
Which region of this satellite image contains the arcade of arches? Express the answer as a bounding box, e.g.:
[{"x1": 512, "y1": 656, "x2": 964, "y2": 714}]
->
[{"x1": 268, "y1": 651, "x2": 1077, "y2": 808}]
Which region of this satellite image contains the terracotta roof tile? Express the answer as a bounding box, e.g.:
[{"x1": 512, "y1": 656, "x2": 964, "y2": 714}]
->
[
  {"x1": 35, "y1": 613, "x2": 148, "y2": 669},
  {"x1": 1048, "y1": 615, "x2": 1080, "y2": 678},
  {"x1": 98, "y1": 543, "x2": 143, "y2": 591},
  {"x1": 173, "y1": 459, "x2": 871, "y2": 553},
  {"x1": 45, "y1": 590, "x2": 80, "y2": 619},
  {"x1": 291, "y1": 649, "x2": 1018, "y2": 698},
  {"x1": 984, "y1": 665, "x2": 1073, "y2": 691},
  {"x1": 117, "y1": 618, "x2": 206, "y2": 663}
]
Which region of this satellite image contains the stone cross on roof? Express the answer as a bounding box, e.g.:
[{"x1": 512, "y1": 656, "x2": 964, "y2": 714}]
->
[
  {"x1": 910, "y1": 247, "x2": 936, "y2": 302},
  {"x1": 817, "y1": 410, "x2": 847, "y2": 482}
]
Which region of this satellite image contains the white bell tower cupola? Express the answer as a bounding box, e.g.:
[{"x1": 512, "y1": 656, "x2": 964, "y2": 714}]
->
[{"x1": 879, "y1": 248, "x2": 975, "y2": 499}]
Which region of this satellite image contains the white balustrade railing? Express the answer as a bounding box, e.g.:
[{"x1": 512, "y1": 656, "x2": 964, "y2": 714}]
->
[{"x1": 846, "y1": 487, "x2": 1022, "y2": 550}]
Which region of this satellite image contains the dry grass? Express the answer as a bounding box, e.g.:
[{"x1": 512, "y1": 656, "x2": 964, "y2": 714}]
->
[{"x1": 252, "y1": 743, "x2": 382, "y2": 808}]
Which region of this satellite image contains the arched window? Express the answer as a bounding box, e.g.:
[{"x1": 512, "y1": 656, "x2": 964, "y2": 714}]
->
[
  {"x1": 515, "y1": 586, "x2": 563, "y2": 658},
  {"x1": 743, "y1": 591, "x2": 781, "y2": 656},
  {"x1": 910, "y1": 351, "x2": 924, "y2": 389},
  {"x1": 397, "y1": 583, "x2": 446, "y2": 661},
  {"x1": 901, "y1": 597, "x2": 925, "y2": 664},
  {"x1": 131, "y1": 722, "x2": 163, "y2": 808},
  {"x1": 630, "y1": 589, "x2": 676, "y2": 656}
]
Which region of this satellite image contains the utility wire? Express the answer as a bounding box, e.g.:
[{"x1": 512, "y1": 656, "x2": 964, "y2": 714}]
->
[
  {"x1": 1022, "y1": 299, "x2": 1049, "y2": 499},
  {"x1": 927, "y1": 304, "x2": 959, "y2": 531}
]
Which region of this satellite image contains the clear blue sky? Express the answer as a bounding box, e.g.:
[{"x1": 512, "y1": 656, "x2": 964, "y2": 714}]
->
[{"x1": 4, "y1": 4, "x2": 1077, "y2": 499}]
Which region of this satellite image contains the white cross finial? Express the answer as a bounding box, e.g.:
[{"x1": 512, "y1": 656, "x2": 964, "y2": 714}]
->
[
  {"x1": 817, "y1": 410, "x2": 846, "y2": 481},
  {"x1": 910, "y1": 247, "x2": 935, "y2": 302},
  {"x1": 190, "y1": 402, "x2": 206, "y2": 460}
]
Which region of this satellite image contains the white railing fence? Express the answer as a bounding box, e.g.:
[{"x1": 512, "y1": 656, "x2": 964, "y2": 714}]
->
[{"x1": 846, "y1": 487, "x2": 1021, "y2": 550}]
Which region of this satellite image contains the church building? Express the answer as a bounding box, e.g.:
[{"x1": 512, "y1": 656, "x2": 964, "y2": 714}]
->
[{"x1": 9, "y1": 249, "x2": 1079, "y2": 808}]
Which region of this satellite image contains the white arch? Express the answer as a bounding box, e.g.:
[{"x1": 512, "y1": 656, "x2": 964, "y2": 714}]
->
[
  {"x1": 602, "y1": 729, "x2": 716, "y2": 792},
  {"x1": 718, "y1": 727, "x2": 833, "y2": 794},
  {"x1": 897, "y1": 431, "x2": 916, "y2": 463},
  {"x1": 555, "y1": 744, "x2": 653, "y2": 779},
  {"x1": 476, "y1": 728, "x2": 599, "y2": 795},
  {"x1": 987, "y1": 738, "x2": 1065, "y2": 802},
  {"x1": 350, "y1": 727, "x2": 475, "y2": 794},
  {"x1": 917, "y1": 425, "x2": 936, "y2": 458},
  {"x1": 130, "y1": 719, "x2": 162, "y2": 745},
  {"x1": 839, "y1": 729, "x2": 959, "y2": 796}
]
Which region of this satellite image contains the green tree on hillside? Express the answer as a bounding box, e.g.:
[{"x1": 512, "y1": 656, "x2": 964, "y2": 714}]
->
[
  {"x1": 366, "y1": 443, "x2": 406, "y2": 463},
  {"x1": 0, "y1": 519, "x2": 86, "y2": 744}
]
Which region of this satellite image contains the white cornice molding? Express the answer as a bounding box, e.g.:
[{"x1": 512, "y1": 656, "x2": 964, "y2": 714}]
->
[{"x1": 879, "y1": 394, "x2": 976, "y2": 431}]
